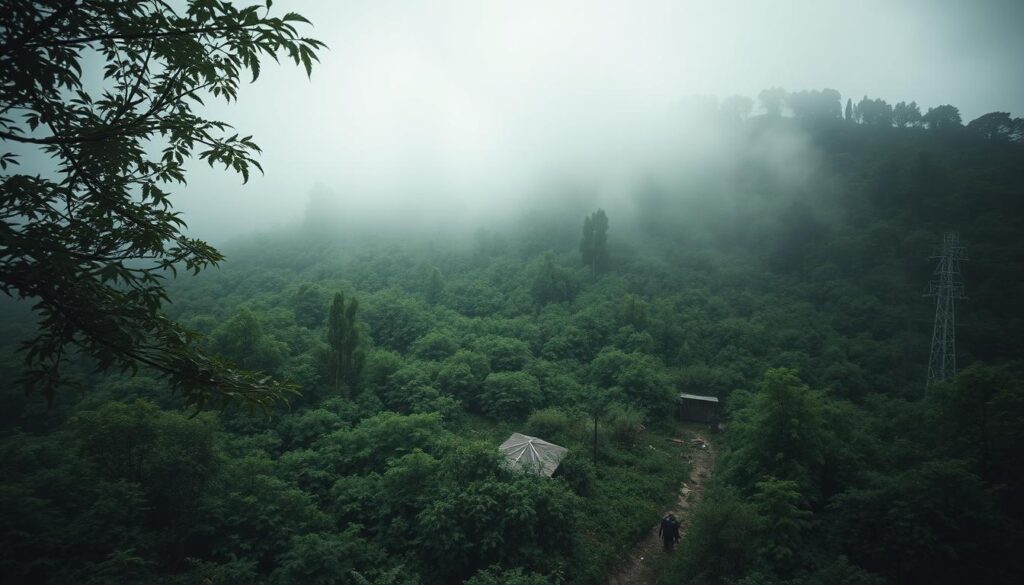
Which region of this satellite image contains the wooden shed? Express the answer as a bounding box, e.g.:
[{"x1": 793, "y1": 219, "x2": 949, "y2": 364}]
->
[{"x1": 677, "y1": 393, "x2": 720, "y2": 424}]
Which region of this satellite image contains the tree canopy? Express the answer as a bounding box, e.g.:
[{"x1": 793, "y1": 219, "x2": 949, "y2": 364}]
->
[{"x1": 922, "y1": 104, "x2": 963, "y2": 130}]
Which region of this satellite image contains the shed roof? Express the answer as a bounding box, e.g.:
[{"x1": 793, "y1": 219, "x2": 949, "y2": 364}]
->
[
  {"x1": 679, "y1": 393, "x2": 720, "y2": 403},
  {"x1": 499, "y1": 432, "x2": 568, "y2": 477}
]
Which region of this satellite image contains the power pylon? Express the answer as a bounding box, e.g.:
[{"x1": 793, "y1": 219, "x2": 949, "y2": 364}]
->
[{"x1": 926, "y1": 231, "x2": 967, "y2": 389}]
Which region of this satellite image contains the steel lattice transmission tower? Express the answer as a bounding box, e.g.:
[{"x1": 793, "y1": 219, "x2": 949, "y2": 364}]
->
[{"x1": 926, "y1": 231, "x2": 967, "y2": 389}]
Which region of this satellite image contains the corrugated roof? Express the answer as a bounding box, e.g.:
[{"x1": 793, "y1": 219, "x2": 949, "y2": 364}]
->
[
  {"x1": 499, "y1": 432, "x2": 568, "y2": 477},
  {"x1": 679, "y1": 393, "x2": 719, "y2": 403}
]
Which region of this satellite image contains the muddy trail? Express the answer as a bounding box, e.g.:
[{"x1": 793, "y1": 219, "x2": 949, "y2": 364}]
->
[{"x1": 607, "y1": 427, "x2": 716, "y2": 585}]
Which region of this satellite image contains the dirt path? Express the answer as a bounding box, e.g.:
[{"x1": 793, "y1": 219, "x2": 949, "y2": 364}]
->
[{"x1": 607, "y1": 427, "x2": 716, "y2": 585}]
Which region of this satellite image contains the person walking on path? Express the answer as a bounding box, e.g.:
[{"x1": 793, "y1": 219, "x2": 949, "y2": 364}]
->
[{"x1": 659, "y1": 513, "x2": 681, "y2": 552}]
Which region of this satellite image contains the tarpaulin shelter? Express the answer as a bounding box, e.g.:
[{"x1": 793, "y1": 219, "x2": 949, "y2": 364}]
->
[{"x1": 499, "y1": 432, "x2": 568, "y2": 477}]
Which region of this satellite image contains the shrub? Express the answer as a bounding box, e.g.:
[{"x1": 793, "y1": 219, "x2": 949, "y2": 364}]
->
[
  {"x1": 410, "y1": 330, "x2": 459, "y2": 361},
  {"x1": 604, "y1": 404, "x2": 645, "y2": 446},
  {"x1": 475, "y1": 335, "x2": 533, "y2": 372},
  {"x1": 525, "y1": 407, "x2": 572, "y2": 444},
  {"x1": 480, "y1": 372, "x2": 542, "y2": 419},
  {"x1": 464, "y1": 567, "x2": 551, "y2": 585},
  {"x1": 557, "y1": 450, "x2": 596, "y2": 496}
]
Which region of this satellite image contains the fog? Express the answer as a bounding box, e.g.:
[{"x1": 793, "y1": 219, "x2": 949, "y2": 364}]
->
[{"x1": 101, "y1": 0, "x2": 1024, "y2": 239}]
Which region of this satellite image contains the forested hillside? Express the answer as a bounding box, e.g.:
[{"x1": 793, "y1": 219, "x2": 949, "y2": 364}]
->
[{"x1": 2, "y1": 112, "x2": 1023, "y2": 585}]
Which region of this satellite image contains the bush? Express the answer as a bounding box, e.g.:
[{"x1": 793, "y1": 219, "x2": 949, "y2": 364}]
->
[
  {"x1": 663, "y1": 487, "x2": 764, "y2": 584},
  {"x1": 475, "y1": 335, "x2": 533, "y2": 372},
  {"x1": 604, "y1": 404, "x2": 645, "y2": 446},
  {"x1": 525, "y1": 407, "x2": 572, "y2": 444},
  {"x1": 480, "y1": 372, "x2": 542, "y2": 419},
  {"x1": 464, "y1": 567, "x2": 551, "y2": 585},
  {"x1": 410, "y1": 330, "x2": 459, "y2": 361},
  {"x1": 415, "y1": 474, "x2": 577, "y2": 582},
  {"x1": 436, "y1": 360, "x2": 479, "y2": 406},
  {"x1": 556, "y1": 450, "x2": 596, "y2": 496}
]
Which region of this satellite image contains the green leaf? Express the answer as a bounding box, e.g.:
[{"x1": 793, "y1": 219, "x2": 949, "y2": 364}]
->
[{"x1": 282, "y1": 12, "x2": 311, "y2": 24}]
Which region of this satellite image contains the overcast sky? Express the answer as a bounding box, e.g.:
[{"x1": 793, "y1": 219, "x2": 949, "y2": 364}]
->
[{"x1": 120, "y1": 0, "x2": 1024, "y2": 239}]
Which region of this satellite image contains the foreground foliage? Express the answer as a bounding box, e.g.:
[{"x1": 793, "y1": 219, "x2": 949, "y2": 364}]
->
[{"x1": 0, "y1": 0, "x2": 323, "y2": 408}]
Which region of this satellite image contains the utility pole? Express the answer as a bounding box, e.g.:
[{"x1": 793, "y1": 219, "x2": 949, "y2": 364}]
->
[
  {"x1": 926, "y1": 231, "x2": 967, "y2": 390},
  {"x1": 589, "y1": 397, "x2": 602, "y2": 475}
]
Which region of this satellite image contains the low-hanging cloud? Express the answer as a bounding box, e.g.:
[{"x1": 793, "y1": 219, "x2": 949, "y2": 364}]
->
[{"x1": 129, "y1": 0, "x2": 1024, "y2": 240}]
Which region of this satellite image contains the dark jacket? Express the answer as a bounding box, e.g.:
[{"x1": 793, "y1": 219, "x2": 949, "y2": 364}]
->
[{"x1": 659, "y1": 516, "x2": 680, "y2": 542}]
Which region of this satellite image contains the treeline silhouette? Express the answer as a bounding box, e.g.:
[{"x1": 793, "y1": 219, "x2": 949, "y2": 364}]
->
[{"x1": 701, "y1": 87, "x2": 1024, "y2": 141}]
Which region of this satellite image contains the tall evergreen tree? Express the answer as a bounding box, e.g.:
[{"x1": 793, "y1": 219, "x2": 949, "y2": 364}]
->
[
  {"x1": 592, "y1": 209, "x2": 610, "y2": 276},
  {"x1": 426, "y1": 267, "x2": 444, "y2": 305},
  {"x1": 327, "y1": 292, "x2": 364, "y2": 397},
  {"x1": 845, "y1": 98, "x2": 853, "y2": 122},
  {"x1": 580, "y1": 210, "x2": 609, "y2": 277},
  {"x1": 580, "y1": 215, "x2": 594, "y2": 269},
  {"x1": 532, "y1": 252, "x2": 574, "y2": 305}
]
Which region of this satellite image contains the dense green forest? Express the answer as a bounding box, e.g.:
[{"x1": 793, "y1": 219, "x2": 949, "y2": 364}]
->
[
  {"x1": 3, "y1": 113, "x2": 1023, "y2": 584},
  {"x1": 4, "y1": 3, "x2": 1024, "y2": 584}
]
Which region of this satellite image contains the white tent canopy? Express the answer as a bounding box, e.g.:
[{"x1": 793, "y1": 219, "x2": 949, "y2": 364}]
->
[{"x1": 499, "y1": 432, "x2": 568, "y2": 477}]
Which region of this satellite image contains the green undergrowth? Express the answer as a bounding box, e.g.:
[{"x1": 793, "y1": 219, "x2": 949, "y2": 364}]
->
[{"x1": 573, "y1": 427, "x2": 692, "y2": 583}]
